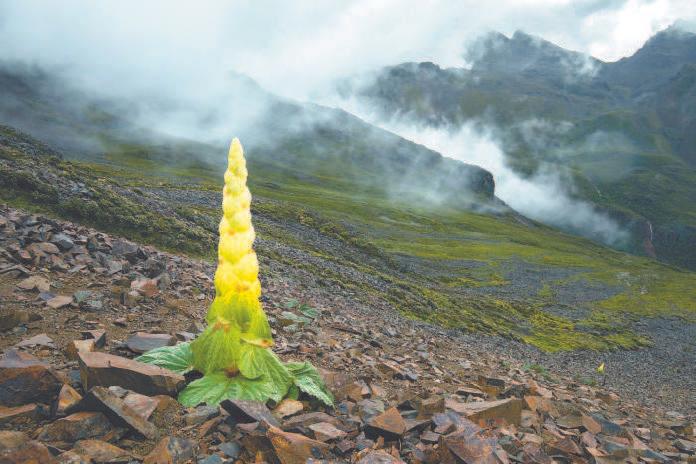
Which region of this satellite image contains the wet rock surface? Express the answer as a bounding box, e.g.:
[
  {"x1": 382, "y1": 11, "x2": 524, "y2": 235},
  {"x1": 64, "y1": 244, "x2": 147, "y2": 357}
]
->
[{"x1": 0, "y1": 205, "x2": 694, "y2": 462}]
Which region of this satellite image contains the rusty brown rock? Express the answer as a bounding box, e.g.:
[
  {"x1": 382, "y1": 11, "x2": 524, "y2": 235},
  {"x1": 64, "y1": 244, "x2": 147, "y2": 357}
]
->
[
  {"x1": 56, "y1": 450, "x2": 89, "y2": 463},
  {"x1": 78, "y1": 351, "x2": 185, "y2": 396},
  {"x1": 267, "y1": 425, "x2": 331, "y2": 464},
  {"x1": 46, "y1": 295, "x2": 73, "y2": 309},
  {"x1": 320, "y1": 369, "x2": 351, "y2": 401},
  {"x1": 282, "y1": 412, "x2": 339, "y2": 431},
  {"x1": 130, "y1": 278, "x2": 159, "y2": 298},
  {"x1": 65, "y1": 339, "x2": 96, "y2": 361},
  {"x1": 54, "y1": 384, "x2": 83, "y2": 416},
  {"x1": 143, "y1": 436, "x2": 198, "y2": 464},
  {"x1": 308, "y1": 421, "x2": 347, "y2": 442},
  {"x1": 125, "y1": 332, "x2": 176, "y2": 354},
  {"x1": 446, "y1": 397, "x2": 523, "y2": 427},
  {"x1": 72, "y1": 440, "x2": 131, "y2": 463},
  {"x1": 122, "y1": 391, "x2": 160, "y2": 421},
  {"x1": 83, "y1": 386, "x2": 158, "y2": 439},
  {"x1": 81, "y1": 330, "x2": 106, "y2": 348},
  {"x1": 345, "y1": 381, "x2": 367, "y2": 402},
  {"x1": 0, "y1": 431, "x2": 55, "y2": 463},
  {"x1": 15, "y1": 333, "x2": 55, "y2": 348},
  {"x1": 356, "y1": 450, "x2": 406, "y2": 464},
  {"x1": 440, "y1": 426, "x2": 502, "y2": 464},
  {"x1": 273, "y1": 399, "x2": 304, "y2": 419},
  {"x1": 16, "y1": 275, "x2": 50, "y2": 292},
  {"x1": 37, "y1": 411, "x2": 113, "y2": 444},
  {"x1": 417, "y1": 396, "x2": 445, "y2": 419},
  {"x1": 0, "y1": 431, "x2": 30, "y2": 450},
  {"x1": 221, "y1": 398, "x2": 280, "y2": 427},
  {"x1": 582, "y1": 413, "x2": 602, "y2": 434},
  {"x1": 477, "y1": 376, "x2": 506, "y2": 398},
  {"x1": 0, "y1": 349, "x2": 63, "y2": 406},
  {"x1": 0, "y1": 403, "x2": 39, "y2": 426},
  {"x1": 547, "y1": 437, "x2": 583, "y2": 456},
  {"x1": 365, "y1": 407, "x2": 406, "y2": 440}
]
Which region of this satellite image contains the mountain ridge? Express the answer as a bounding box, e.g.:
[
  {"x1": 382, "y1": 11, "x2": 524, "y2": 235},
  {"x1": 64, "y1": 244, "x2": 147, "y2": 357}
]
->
[{"x1": 342, "y1": 25, "x2": 696, "y2": 269}]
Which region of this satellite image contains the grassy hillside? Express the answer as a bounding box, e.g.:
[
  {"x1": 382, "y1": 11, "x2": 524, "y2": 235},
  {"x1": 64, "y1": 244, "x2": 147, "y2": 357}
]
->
[
  {"x1": 347, "y1": 32, "x2": 696, "y2": 269},
  {"x1": 3, "y1": 125, "x2": 695, "y2": 353}
]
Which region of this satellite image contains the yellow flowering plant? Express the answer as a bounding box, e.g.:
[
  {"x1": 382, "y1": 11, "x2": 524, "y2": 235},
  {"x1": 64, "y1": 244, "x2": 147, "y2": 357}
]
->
[{"x1": 137, "y1": 139, "x2": 333, "y2": 407}]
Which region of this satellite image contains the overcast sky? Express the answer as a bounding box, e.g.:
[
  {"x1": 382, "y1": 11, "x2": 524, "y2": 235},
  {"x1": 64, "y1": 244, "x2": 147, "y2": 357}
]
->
[{"x1": 0, "y1": 0, "x2": 694, "y2": 101}]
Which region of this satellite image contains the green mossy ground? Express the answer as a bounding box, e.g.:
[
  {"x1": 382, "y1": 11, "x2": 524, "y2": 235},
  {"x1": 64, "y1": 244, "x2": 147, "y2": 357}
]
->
[{"x1": 3, "y1": 136, "x2": 695, "y2": 352}]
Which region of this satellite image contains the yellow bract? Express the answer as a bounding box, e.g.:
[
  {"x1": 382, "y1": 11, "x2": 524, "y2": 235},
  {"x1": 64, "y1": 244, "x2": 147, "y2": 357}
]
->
[{"x1": 191, "y1": 138, "x2": 273, "y2": 374}]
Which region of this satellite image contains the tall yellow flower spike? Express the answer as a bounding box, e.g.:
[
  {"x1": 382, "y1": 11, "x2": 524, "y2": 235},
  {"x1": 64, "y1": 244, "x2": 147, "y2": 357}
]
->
[
  {"x1": 191, "y1": 138, "x2": 272, "y2": 375},
  {"x1": 138, "y1": 138, "x2": 333, "y2": 407}
]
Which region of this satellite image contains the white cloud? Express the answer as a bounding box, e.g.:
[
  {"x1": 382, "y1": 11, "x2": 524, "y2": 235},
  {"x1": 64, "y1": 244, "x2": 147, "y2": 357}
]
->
[
  {"x1": 1, "y1": 0, "x2": 694, "y2": 102},
  {"x1": 342, "y1": 106, "x2": 629, "y2": 246},
  {"x1": 583, "y1": 0, "x2": 696, "y2": 61}
]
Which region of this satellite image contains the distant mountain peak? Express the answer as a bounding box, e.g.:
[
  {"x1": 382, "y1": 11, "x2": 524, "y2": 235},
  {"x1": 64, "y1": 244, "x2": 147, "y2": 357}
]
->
[
  {"x1": 599, "y1": 22, "x2": 696, "y2": 90},
  {"x1": 465, "y1": 30, "x2": 599, "y2": 81}
]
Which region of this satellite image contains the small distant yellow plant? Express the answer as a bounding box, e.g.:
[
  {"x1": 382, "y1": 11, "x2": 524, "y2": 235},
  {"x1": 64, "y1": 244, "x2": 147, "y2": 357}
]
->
[
  {"x1": 596, "y1": 362, "x2": 605, "y2": 374},
  {"x1": 138, "y1": 139, "x2": 332, "y2": 407}
]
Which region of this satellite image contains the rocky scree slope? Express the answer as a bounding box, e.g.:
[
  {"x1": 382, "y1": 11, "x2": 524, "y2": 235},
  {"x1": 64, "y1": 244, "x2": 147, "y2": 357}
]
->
[
  {"x1": 2, "y1": 123, "x2": 696, "y2": 361},
  {"x1": 0, "y1": 206, "x2": 695, "y2": 463}
]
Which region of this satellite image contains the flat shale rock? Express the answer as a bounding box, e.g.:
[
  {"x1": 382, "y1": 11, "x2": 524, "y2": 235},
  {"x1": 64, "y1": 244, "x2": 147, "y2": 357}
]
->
[
  {"x1": 143, "y1": 436, "x2": 198, "y2": 464},
  {"x1": 15, "y1": 333, "x2": 55, "y2": 348},
  {"x1": 72, "y1": 439, "x2": 131, "y2": 463},
  {"x1": 365, "y1": 406, "x2": 406, "y2": 440},
  {"x1": 16, "y1": 275, "x2": 50, "y2": 292},
  {"x1": 78, "y1": 351, "x2": 185, "y2": 396},
  {"x1": 308, "y1": 421, "x2": 347, "y2": 442},
  {"x1": 221, "y1": 398, "x2": 280, "y2": 427},
  {"x1": 55, "y1": 384, "x2": 83, "y2": 416},
  {"x1": 56, "y1": 450, "x2": 90, "y2": 463},
  {"x1": 37, "y1": 411, "x2": 113, "y2": 444},
  {"x1": 446, "y1": 397, "x2": 523, "y2": 426},
  {"x1": 0, "y1": 349, "x2": 63, "y2": 406},
  {"x1": 417, "y1": 395, "x2": 445, "y2": 419},
  {"x1": 46, "y1": 295, "x2": 73, "y2": 309},
  {"x1": 122, "y1": 390, "x2": 160, "y2": 421},
  {"x1": 282, "y1": 412, "x2": 339, "y2": 432},
  {"x1": 83, "y1": 386, "x2": 158, "y2": 439},
  {"x1": 65, "y1": 339, "x2": 96, "y2": 360},
  {"x1": 0, "y1": 403, "x2": 39, "y2": 426},
  {"x1": 441, "y1": 427, "x2": 503, "y2": 464},
  {"x1": 0, "y1": 432, "x2": 55, "y2": 463},
  {"x1": 126, "y1": 332, "x2": 176, "y2": 353},
  {"x1": 273, "y1": 398, "x2": 304, "y2": 419},
  {"x1": 267, "y1": 425, "x2": 331, "y2": 464},
  {"x1": 184, "y1": 405, "x2": 220, "y2": 426},
  {"x1": 356, "y1": 450, "x2": 406, "y2": 464},
  {"x1": 50, "y1": 233, "x2": 74, "y2": 250},
  {"x1": 0, "y1": 431, "x2": 30, "y2": 450},
  {"x1": 81, "y1": 330, "x2": 106, "y2": 348}
]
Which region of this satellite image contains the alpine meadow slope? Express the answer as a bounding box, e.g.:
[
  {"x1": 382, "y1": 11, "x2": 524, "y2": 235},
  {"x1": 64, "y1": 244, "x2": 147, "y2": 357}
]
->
[
  {"x1": 341, "y1": 25, "x2": 696, "y2": 270},
  {"x1": 0, "y1": 60, "x2": 695, "y2": 356}
]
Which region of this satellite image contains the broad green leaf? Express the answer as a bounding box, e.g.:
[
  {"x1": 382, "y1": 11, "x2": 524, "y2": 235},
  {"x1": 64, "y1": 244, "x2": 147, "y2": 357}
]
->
[
  {"x1": 285, "y1": 361, "x2": 334, "y2": 406},
  {"x1": 298, "y1": 304, "x2": 319, "y2": 319},
  {"x1": 280, "y1": 311, "x2": 311, "y2": 325},
  {"x1": 286, "y1": 384, "x2": 300, "y2": 400},
  {"x1": 238, "y1": 345, "x2": 293, "y2": 402},
  {"x1": 284, "y1": 298, "x2": 299, "y2": 309},
  {"x1": 178, "y1": 373, "x2": 278, "y2": 407},
  {"x1": 135, "y1": 342, "x2": 194, "y2": 375}
]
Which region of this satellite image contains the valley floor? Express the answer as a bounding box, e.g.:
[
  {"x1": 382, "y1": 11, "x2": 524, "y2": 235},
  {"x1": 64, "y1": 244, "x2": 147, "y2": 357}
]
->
[{"x1": 0, "y1": 205, "x2": 694, "y2": 462}]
